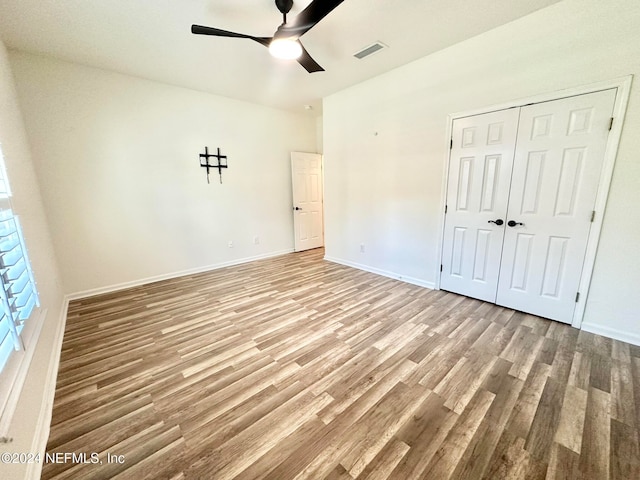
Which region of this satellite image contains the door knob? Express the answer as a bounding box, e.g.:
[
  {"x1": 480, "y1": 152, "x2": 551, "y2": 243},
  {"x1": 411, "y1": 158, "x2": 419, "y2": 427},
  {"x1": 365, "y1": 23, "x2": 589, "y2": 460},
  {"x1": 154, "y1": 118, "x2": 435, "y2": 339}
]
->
[
  {"x1": 294, "y1": 206, "x2": 302, "y2": 211},
  {"x1": 488, "y1": 219, "x2": 504, "y2": 225},
  {"x1": 507, "y1": 220, "x2": 524, "y2": 227}
]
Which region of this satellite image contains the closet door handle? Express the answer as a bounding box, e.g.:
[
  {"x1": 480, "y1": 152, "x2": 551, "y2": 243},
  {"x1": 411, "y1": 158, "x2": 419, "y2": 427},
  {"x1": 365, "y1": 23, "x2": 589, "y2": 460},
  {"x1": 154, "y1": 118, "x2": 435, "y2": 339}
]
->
[
  {"x1": 507, "y1": 220, "x2": 524, "y2": 227},
  {"x1": 488, "y1": 219, "x2": 504, "y2": 226}
]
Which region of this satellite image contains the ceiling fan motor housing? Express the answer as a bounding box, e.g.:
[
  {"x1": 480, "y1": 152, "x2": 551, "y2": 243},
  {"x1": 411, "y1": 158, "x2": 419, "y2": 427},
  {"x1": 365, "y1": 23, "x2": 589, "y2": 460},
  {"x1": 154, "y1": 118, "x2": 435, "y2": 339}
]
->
[{"x1": 275, "y1": 0, "x2": 294, "y2": 15}]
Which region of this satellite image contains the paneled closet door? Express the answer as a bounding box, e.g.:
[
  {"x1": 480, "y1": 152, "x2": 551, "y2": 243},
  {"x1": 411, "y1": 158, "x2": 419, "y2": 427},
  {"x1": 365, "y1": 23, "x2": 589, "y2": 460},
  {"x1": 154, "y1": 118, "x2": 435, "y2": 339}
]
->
[
  {"x1": 496, "y1": 89, "x2": 617, "y2": 323},
  {"x1": 440, "y1": 108, "x2": 520, "y2": 302}
]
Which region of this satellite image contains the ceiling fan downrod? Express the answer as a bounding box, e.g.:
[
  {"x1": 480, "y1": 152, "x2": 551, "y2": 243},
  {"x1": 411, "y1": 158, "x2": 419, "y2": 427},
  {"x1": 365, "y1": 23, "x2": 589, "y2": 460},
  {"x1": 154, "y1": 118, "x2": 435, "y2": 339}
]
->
[{"x1": 275, "y1": 0, "x2": 294, "y2": 23}]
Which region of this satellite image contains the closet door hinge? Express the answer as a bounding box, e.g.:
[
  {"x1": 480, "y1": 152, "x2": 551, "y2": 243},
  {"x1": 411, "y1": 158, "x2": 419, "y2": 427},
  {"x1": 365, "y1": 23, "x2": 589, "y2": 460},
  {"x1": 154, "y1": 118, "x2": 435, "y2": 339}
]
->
[
  {"x1": 450, "y1": 138, "x2": 453, "y2": 149},
  {"x1": 445, "y1": 205, "x2": 448, "y2": 214},
  {"x1": 575, "y1": 292, "x2": 580, "y2": 303},
  {"x1": 608, "y1": 117, "x2": 614, "y2": 131},
  {"x1": 440, "y1": 264, "x2": 443, "y2": 272},
  {"x1": 590, "y1": 210, "x2": 596, "y2": 222}
]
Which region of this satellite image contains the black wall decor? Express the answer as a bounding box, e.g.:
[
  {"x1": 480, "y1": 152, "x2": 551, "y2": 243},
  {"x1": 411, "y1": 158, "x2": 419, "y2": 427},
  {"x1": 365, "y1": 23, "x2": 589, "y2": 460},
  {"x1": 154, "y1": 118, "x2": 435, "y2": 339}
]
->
[{"x1": 199, "y1": 146, "x2": 228, "y2": 184}]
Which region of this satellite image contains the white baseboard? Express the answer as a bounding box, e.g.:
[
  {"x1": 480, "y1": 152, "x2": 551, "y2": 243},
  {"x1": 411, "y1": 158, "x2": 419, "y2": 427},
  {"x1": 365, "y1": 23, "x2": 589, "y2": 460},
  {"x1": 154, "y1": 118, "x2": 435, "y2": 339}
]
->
[
  {"x1": 67, "y1": 249, "x2": 295, "y2": 300},
  {"x1": 580, "y1": 322, "x2": 640, "y2": 347},
  {"x1": 324, "y1": 256, "x2": 435, "y2": 290},
  {"x1": 25, "y1": 299, "x2": 69, "y2": 480}
]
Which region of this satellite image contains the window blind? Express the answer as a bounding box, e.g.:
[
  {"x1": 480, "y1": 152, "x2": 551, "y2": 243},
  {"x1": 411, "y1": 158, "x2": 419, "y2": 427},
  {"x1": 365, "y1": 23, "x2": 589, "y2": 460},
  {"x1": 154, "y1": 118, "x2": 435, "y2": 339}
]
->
[
  {"x1": 0, "y1": 211, "x2": 39, "y2": 366},
  {"x1": 0, "y1": 150, "x2": 38, "y2": 374}
]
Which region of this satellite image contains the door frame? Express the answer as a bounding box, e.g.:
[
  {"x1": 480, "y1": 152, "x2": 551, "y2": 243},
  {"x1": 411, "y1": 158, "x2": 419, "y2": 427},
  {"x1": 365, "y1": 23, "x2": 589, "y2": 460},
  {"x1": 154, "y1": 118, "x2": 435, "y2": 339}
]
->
[
  {"x1": 435, "y1": 75, "x2": 633, "y2": 329},
  {"x1": 291, "y1": 151, "x2": 325, "y2": 252}
]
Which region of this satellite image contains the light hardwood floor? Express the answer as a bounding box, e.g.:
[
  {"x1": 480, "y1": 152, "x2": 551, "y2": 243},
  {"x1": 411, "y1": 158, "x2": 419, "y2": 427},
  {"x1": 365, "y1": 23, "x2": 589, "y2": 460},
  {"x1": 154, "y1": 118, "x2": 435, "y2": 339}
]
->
[{"x1": 42, "y1": 248, "x2": 640, "y2": 479}]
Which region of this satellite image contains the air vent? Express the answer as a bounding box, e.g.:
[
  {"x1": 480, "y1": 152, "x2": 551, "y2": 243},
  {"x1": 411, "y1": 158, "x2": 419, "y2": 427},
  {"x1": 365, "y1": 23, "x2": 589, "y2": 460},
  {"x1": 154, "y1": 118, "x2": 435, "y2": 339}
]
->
[{"x1": 353, "y1": 42, "x2": 387, "y2": 60}]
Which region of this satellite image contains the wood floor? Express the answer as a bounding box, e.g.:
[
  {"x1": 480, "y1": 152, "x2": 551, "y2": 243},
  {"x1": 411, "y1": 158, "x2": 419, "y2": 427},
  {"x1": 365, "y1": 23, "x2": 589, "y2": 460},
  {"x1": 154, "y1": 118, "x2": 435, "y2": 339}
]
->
[{"x1": 42, "y1": 249, "x2": 640, "y2": 479}]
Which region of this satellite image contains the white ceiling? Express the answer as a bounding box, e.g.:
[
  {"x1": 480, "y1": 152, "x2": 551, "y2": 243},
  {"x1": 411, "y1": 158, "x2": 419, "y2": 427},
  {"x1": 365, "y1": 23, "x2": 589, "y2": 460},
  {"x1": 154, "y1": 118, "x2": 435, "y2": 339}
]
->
[{"x1": 0, "y1": 0, "x2": 562, "y2": 115}]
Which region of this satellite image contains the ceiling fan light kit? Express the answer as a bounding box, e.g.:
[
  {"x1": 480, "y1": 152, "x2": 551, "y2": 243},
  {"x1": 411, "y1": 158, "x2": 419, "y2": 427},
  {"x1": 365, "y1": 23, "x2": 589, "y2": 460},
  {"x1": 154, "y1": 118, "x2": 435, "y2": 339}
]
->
[
  {"x1": 191, "y1": 0, "x2": 344, "y2": 73},
  {"x1": 269, "y1": 38, "x2": 302, "y2": 60}
]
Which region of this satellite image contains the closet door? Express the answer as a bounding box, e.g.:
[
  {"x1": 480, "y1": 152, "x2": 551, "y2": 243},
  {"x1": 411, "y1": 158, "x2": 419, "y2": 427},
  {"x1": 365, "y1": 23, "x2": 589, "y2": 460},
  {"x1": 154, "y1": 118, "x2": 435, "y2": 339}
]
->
[
  {"x1": 440, "y1": 108, "x2": 520, "y2": 302},
  {"x1": 496, "y1": 89, "x2": 616, "y2": 323}
]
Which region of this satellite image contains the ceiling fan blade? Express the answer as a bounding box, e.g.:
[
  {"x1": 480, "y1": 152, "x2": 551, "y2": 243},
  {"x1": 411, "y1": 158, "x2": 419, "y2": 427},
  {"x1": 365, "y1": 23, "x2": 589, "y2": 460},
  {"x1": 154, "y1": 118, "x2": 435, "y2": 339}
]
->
[
  {"x1": 277, "y1": 0, "x2": 344, "y2": 38},
  {"x1": 251, "y1": 37, "x2": 273, "y2": 48},
  {"x1": 191, "y1": 25, "x2": 251, "y2": 39},
  {"x1": 296, "y1": 41, "x2": 324, "y2": 73},
  {"x1": 191, "y1": 25, "x2": 272, "y2": 47}
]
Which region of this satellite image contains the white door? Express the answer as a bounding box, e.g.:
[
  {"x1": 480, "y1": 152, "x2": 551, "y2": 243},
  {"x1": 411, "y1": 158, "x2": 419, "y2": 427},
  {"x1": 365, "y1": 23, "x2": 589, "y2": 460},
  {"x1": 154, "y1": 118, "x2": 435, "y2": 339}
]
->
[
  {"x1": 440, "y1": 108, "x2": 520, "y2": 302},
  {"x1": 496, "y1": 89, "x2": 616, "y2": 322},
  {"x1": 291, "y1": 152, "x2": 324, "y2": 252},
  {"x1": 441, "y1": 89, "x2": 616, "y2": 323}
]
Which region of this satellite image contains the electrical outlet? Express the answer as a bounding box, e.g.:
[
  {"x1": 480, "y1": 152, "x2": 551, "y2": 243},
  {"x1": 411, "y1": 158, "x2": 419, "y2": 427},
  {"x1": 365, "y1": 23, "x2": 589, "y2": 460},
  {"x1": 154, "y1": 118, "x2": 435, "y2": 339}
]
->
[
  {"x1": 360, "y1": 243, "x2": 365, "y2": 253},
  {"x1": 228, "y1": 241, "x2": 233, "y2": 248},
  {"x1": 253, "y1": 236, "x2": 260, "y2": 245}
]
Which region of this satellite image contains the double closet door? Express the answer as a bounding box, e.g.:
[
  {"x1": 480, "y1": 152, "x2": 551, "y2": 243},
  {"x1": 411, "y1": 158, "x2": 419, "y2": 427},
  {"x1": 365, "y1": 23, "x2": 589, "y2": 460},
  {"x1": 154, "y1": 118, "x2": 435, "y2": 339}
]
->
[{"x1": 440, "y1": 89, "x2": 616, "y2": 324}]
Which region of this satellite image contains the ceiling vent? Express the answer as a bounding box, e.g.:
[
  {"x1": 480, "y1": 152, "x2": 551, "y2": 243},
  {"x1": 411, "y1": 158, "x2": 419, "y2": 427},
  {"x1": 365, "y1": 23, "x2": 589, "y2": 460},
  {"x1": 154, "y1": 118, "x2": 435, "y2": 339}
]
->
[{"x1": 353, "y1": 42, "x2": 388, "y2": 60}]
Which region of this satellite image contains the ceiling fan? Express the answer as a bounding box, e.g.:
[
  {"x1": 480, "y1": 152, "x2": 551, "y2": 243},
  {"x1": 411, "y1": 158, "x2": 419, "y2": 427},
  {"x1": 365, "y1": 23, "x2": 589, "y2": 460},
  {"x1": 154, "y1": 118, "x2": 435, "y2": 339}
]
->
[{"x1": 191, "y1": 0, "x2": 344, "y2": 73}]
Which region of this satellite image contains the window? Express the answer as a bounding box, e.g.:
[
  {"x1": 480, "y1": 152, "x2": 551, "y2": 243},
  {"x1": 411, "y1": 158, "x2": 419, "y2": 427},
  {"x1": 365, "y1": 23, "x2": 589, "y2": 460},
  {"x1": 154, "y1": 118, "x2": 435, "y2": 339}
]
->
[
  {"x1": 0, "y1": 211, "x2": 39, "y2": 370},
  {"x1": 0, "y1": 147, "x2": 40, "y2": 394}
]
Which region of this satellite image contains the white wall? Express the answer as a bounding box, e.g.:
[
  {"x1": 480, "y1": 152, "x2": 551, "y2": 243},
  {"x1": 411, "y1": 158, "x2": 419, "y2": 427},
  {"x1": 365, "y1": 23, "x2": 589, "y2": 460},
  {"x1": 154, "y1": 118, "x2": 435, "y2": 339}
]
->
[
  {"x1": 316, "y1": 116, "x2": 323, "y2": 154},
  {"x1": 8, "y1": 53, "x2": 317, "y2": 296},
  {"x1": 0, "y1": 40, "x2": 65, "y2": 479},
  {"x1": 323, "y1": 0, "x2": 640, "y2": 344}
]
